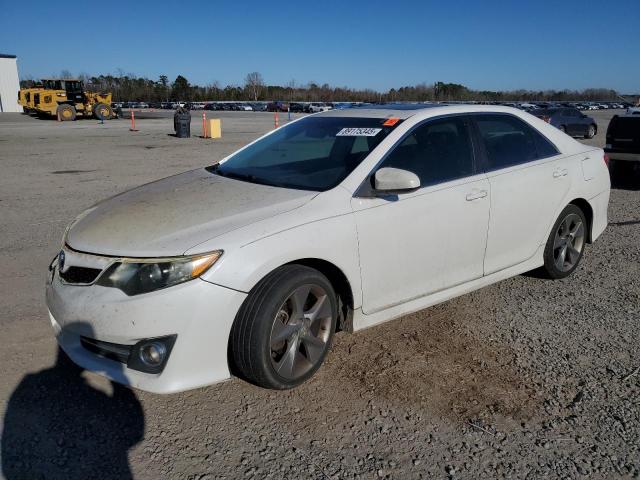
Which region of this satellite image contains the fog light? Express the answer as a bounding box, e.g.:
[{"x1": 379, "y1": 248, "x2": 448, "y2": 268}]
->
[
  {"x1": 127, "y1": 335, "x2": 177, "y2": 374},
  {"x1": 139, "y1": 342, "x2": 166, "y2": 366}
]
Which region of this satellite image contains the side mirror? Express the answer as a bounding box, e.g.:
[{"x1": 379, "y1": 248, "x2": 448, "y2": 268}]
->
[{"x1": 374, "y1": 167, "x2": 420, "y2": 193}]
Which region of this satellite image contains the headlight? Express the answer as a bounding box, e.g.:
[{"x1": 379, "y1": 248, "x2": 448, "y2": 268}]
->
[{"x1": 96, "y1": 251, "x2": 222, "y2": 296}]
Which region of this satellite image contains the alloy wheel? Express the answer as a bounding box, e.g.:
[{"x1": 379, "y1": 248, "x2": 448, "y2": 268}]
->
[
  {"x1": 269, "y1": 284, "x2": 333, "y2": 380},
  {"x1": 553, "y1": 213, "x2": 585, "y2": 272}
]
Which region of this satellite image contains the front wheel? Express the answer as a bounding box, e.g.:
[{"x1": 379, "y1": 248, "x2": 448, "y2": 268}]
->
[
  {"x1": 230, "y1": 265, "x2": 337, "y2": 389},
  {"x1": 93, "y1": 103, "x2": 113, "y2": 120},
  {"x1": 57, "y1": 104, "x2": 76, "y2": 121},
  {"x1": 541, "y1": 205, "x2": 587, "y2": 279},
  {"x1": 585, "y1": 124, "x2": 596, "y2": 139}
]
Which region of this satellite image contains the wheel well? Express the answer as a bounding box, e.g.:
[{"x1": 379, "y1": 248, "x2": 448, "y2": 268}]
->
[
  {"x1": 286, "y1": 258, "x2": 354, "y2": 332},
  {"x1": 569, "y1": 198, "x2": 594, "y2": 243}
]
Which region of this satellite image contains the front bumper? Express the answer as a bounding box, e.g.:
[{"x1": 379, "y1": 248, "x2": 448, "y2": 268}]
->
[{"x1": 46, "y1": 266, "x2": 247, "y2": 393}]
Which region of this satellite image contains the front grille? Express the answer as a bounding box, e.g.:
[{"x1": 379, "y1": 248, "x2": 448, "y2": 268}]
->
[
  {"x1": 59, "y1": 266, "x2": 102, "y2": 284},
  {"x1": 80, "y1": 337, "x2": 131, "y2": 364}
]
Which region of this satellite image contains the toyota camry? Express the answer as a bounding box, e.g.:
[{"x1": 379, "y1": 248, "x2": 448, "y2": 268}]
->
[{"x1": 46, "y1": 104, "x2": 610, "y2": 392}]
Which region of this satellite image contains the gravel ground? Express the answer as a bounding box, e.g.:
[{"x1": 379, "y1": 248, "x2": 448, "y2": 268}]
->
[{"x1": 0, "y1": 109, "x2": 638, "y2": 479}]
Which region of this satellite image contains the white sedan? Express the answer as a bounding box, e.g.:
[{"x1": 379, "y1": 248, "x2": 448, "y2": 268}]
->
[{"x1": 46, "y1": 105, "x2": 610, "y2": 393}]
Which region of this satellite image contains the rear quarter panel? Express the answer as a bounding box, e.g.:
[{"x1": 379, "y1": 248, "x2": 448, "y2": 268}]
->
[{"x1": 554, "y1": 148, "x2": 609, "y2": 242}]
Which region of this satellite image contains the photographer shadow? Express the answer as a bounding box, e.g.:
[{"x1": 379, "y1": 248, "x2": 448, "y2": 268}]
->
[{"x1": 2, "y1": 324, "x2": 144, "y2": 480}]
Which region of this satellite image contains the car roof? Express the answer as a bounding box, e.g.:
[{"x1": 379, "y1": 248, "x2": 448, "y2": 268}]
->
[{"x1": 316, "y1": 103, "x2": 536, "y2": 119}]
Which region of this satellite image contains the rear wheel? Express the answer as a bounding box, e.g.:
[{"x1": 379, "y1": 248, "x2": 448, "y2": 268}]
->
[
  {"x1": 230, "y1": 265, "x2": 337, "y2": 389},
  {"x1": 57, "y1": 104, "x2": 76, "y2": 121},
  {"x1": 93, "y1": 103, "x2": 113, "y2": 120},
  {"x1": 585, "y1": 124, "x2": 596, "y2": 139},
  {"x1": 559, "y1": 125, "x2": 567, "y2": 133},
  {"x1": 541, "y1": 204, "x2": 587, "y2": 279}
]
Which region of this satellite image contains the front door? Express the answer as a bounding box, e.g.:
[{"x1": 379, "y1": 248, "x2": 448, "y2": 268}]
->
[{"x1": 352, "y1": 116, "x2": 490, "y2": 314}]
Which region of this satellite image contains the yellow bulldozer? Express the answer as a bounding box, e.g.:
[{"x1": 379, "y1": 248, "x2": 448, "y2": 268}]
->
[
  {"x1": 18, "y1": 85, "x2": 44, "y2": 114},
  {"x1": 22, "y1": 78, "x2": 114, "y2": 121}
]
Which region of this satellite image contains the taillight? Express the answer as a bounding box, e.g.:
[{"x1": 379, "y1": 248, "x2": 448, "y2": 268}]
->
[
  {"x1": 542, "y1": 116, "x2": 550, "y2": 123},
  {"x1": 603, "y1": 153, "x2": 609, "y2": 167}
]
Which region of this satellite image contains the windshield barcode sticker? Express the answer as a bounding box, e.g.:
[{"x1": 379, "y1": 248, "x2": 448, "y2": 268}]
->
[{"x1": 336, "y1": 127, "x2": 382, "y2": 137}]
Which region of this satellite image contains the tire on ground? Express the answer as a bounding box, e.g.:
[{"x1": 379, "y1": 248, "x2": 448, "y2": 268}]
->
[
  {"x1": 93, "y1": 103, "x2": 113, "y2": 120},
  {"x1": 57, "y1": 104, "x2": 76, "y2": 121},
  {"x1": 229, "y1": 264, "x2": 338, "y2": 389},
  {"x1": 540, "y1": 204, "x2": 588, "y2": 279}
]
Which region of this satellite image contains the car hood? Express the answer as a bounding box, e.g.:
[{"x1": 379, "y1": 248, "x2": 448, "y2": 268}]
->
[{"x1": 65, "y1": 168, "x2": 317, "y2": 257}]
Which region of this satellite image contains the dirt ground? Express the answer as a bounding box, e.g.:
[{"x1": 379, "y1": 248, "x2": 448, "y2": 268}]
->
[{"x1": 0, "y1": 109, "x2": 638, "y2": 479}]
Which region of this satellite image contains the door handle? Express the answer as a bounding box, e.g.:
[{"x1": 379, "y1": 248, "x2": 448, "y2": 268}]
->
[
  {"x1": 553, "y1": 168, "x2": 568, "y2": 178},
  {"x1": 466, "y1": 190, "x2": 488, "y2": 201}
]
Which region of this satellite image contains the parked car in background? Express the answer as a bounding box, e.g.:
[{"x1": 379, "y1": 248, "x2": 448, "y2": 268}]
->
[
  {"x1": 518, "y1": 103, "x2": 538, "y2": 111},
  {"x1": 238, "y1": 104, "x2": 253, "y2": 111},
  {"x1": 332, "y1": 102, "x2": 355, "y2": 110},
  {"x1": 266, "y1": 101, "x2": 289, "y2": 112},
  {"x1": 306, "y1": 103, "x2": 332, "y2": 113},
  {"x1": 605, "y1": 115, "x2": 640, "y2": 172},
  {"x1": 532, "y1": 107, "x2": 597, "y2": 138},
  {"x1": 289, "y1": 102, "x2": 304, "y2": 113},
  {"x1": 46, "y1": 104, "x2": 609, "y2": 393}
]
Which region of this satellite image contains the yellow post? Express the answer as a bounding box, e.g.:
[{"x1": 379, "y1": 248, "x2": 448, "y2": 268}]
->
[{"x1": 207, "y1": 119, "x2": 222, "y2": 139}]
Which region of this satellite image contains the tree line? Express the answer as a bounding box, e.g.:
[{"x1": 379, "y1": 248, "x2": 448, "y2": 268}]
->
[{"x1": 20, "y1": 71, "x2": 621, "y2": 103}]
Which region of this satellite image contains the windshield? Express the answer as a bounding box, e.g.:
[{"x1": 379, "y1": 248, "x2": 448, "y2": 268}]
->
[{"x1": 208, "y1": 116, "x2": 402, "y2": 191}]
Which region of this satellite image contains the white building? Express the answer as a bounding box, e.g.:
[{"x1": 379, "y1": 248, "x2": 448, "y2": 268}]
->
[{"x1": 0, "y1": 54, "x2": 21, "y2": 112}]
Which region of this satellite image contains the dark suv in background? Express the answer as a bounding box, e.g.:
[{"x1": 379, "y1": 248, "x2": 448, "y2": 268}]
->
[
  {"x1": 532, "y1": 107, "x2": 597, "y2": 138},
  {"x1": 605, "y1": 115, "x2": 640, "y2": 177}
]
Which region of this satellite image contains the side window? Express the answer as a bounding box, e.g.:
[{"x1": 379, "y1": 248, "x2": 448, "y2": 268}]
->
[
  {"x1": 475, "y1": 114, "x2": 558, "y2": 171},
  {"x1": 379, "y1": 117, "x2": 474, "y2": 187}
]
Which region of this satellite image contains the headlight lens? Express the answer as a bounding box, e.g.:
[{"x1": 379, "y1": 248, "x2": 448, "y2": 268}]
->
[{"x1": 96, "y1": 251, "x2": 222, "y2": 296}]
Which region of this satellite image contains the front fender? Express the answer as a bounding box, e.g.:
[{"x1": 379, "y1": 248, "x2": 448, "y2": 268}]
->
[{"x1": 198, "y1": 212, "x2": 363, "y2": 309}]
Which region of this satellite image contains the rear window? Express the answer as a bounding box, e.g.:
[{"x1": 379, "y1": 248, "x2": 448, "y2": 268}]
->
[
  {"x1": 535, "y1": 108, "x2": 560, "y2": 116},
  {"x1": 607, "y1": 116, "x2": 640, "y2": 138},
  {"x1": 474, "y1": 114, "x2": 559, "y2": 170}
]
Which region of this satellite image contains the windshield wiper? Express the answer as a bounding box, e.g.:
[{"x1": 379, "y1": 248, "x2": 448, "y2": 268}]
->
[{"x1": 207, "y1": 165, "x2": 268, "y2": 185}]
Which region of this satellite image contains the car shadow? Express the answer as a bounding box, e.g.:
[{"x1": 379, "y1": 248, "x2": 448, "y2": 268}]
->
[{"x1": 1, "y1": 323, "x2": 144, "y2": 480}]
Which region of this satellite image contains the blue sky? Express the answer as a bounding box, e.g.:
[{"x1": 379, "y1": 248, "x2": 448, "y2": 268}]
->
[{"x1": 1, "y1": 0, "x2": 639, "y2": 92}]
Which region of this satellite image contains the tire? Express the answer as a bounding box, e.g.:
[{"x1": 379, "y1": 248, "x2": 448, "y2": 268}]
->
[
  {"x1": 230, "y1": 265, "x2": 338, "y2": 389},
  {"x1": 541, "y1": 204, "x2": 587, "y2": 279},
  {"x1": 93, "y1": 103, "x2": 113, "y2": 120},
  {"x1": 559, "y1": 125, "x2": 567, "y2": 133},
  {"x1": 585, "y1": 124, "x2": 596, "y2": 139},
  {"x1": 57, "y1": 104, "x2": 76, "y2": 121}
]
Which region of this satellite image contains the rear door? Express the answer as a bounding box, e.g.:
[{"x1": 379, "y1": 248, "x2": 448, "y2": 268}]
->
[
  {"x1": 565, "y1": 109, "x2": 586, "y2": 136},
  {"x1": 471, "y1": 114, "x2": 570, "y2": 275}
]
